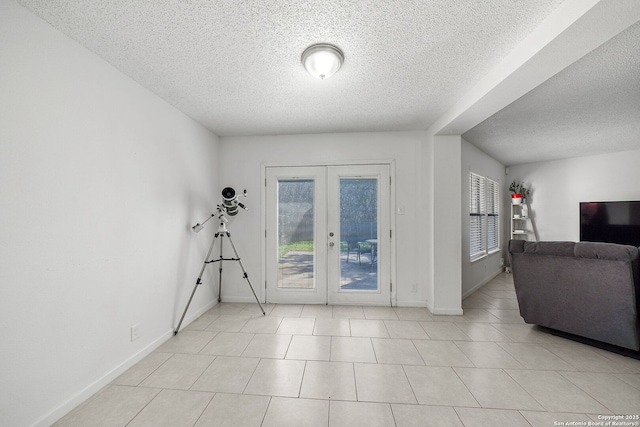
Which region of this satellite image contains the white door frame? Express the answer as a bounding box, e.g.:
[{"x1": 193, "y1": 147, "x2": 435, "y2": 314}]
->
[{"x1": 261, "y1": 160, "x2": 396, "y2": 306}]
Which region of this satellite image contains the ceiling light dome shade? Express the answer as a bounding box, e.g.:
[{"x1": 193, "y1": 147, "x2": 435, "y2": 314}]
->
[{"x1": 302, "y1": 44, "x2": 344, "y2": 80}]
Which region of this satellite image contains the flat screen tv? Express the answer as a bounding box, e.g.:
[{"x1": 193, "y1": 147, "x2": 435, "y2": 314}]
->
[{"x1": 580, "y1": 201, "x2": 640, "y2": 247}]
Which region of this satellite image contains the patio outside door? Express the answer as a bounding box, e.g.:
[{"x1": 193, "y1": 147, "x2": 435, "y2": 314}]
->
[{"x1": 265, "y1": 164, "x2": 391, "y2": 305}]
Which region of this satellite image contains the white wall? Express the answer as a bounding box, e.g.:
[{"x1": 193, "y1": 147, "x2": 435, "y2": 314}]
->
[
  {"x1": 508, "y1": 149, "x2": 640, "y2": 242},
  {"x1": 432, "y1": 135, "x2": 463, "y2": 314},
  {"x1": 461, "y1": 139, "x2": 506, "y2": 297},
  {"x1": 420, "y1": 135, "x2": 435, "y2": 310},
  {"x1": 0, "y1": 3, "x2": 220, "y2": 426},
  {"x1": 218, "y1": 132, "x2": 427, "y2": 306}
]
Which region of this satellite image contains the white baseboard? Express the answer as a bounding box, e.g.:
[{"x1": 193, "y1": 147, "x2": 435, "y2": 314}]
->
[
  {"x1": 35, "y1": 300, "x2": 218, "y2": 427},
  {"x1": 462, "y1": 268, "x2": 503, "y2": 299},
  {"x1": 174, "y1": 299, "x2": 219, "y2": 330},
  {"x1": 395, "y1": 301, "x2": 429, "y2": 308},
  {"x1": 218, "y1": 296, "x2": 264, "y2": 303},
  {"x1": 426, "y1": 300, "x2": 434, "y2": 314},
  {"x1": 424, "y1": 298, "x2": 463, "y2": 316},
  {"x1": 431, "y1": 307, "x2": 464, "y2": 316}
]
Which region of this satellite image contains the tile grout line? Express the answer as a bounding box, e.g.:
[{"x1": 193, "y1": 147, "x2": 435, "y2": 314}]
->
[
  {"x1": 122, "y1": 387, "x2": 164, "y2": 427},
  {"x1": 190, "y1": 391, "x2": 217, "y2": 427}
]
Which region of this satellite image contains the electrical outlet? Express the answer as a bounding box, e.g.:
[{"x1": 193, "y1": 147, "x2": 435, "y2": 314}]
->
[
  {"x1": 411, "y1": 283, "x2": 417, "y2": 293},
  {"x1": 500, "y1": 258, "x2": 505, "y2": 266},
  {"x1": 130, "y1": 324, "x2": 140, "y2": 342}
]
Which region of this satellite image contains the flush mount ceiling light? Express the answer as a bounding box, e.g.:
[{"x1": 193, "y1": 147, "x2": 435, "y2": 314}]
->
[{"x1": 301, "y1": 43, "x2": 344, "y2": 80}]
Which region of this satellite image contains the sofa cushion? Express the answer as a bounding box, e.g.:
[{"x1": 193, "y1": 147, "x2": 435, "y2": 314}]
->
[
  {"x1": 514, "y1": 240, "x2": 639, "y2": 261},
  {"x1": 574, "y1": 241, "x2": 639, "y2": 261},
  {"x1": 522, "y1": 241, "x2": 575, "y2": 257}
]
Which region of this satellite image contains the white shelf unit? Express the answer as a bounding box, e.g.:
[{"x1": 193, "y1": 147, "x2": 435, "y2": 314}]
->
[{"x1": 510, "y1": 203, "x2": 536, "y2": 241}]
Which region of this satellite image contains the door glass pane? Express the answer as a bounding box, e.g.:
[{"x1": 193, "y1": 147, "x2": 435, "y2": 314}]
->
[
  {"x1": 277, "y1": 179, "x2": 315, "y2": 289},
  {"x1": 339, "y1": 178, "x2": 378, "y2": 290}
]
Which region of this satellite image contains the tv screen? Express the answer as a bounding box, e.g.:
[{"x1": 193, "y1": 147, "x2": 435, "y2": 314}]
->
[{"x1": 580, "y1": 201, "x2": 640, "y2": 247}]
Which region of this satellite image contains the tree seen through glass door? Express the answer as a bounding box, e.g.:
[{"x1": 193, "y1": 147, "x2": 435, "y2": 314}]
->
[{"x1": 339, "y1": 178, "x2": 378, "y2": 290}]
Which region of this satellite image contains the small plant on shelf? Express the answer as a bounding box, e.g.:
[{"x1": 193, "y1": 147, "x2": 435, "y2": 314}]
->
[{"x1": 509, "y1": 180, "x2": 530, "y2": 203}]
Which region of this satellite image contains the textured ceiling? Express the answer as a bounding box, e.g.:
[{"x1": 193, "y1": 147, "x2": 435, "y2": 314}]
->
[
  {"x1": 16, "y1": 0, "x2": 566, "y2": 137},
  {"x1": 463, "y1": 20, "x2": 640, "y2": 166},
  {"x1": 13, "y1": 0, "x2": 640, "y2": 165}
]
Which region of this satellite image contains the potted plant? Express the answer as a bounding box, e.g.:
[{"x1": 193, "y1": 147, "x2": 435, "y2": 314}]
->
[{"x1": 509, "y1": 180, "x2": 530, "y2": 204}]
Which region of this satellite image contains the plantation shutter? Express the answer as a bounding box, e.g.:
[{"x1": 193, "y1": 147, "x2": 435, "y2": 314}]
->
[
  {"x1": 486, "y1": 178, "x2": 499, "y2": 252},
  {"x1": 469, "y1": 172, "x2": 485, "y2": 260}
]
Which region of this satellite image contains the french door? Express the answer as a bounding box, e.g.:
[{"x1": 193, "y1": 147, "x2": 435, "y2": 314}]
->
[{"x1": 265, "y1": 164, "x2": 391, "y2": 305}]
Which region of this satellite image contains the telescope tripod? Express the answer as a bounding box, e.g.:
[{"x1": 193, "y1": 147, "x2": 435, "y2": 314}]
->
[{"x1": 174, "y1": 216, "x2": 265, "y2": 335}]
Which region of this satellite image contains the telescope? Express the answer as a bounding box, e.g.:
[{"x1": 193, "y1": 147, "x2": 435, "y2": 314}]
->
[
  {"x1": 192, "y1": 187, "x2": 247, "y2": 233},
  {"x1": 176, "y1": 187, "x2": 264, "y2": 334},
  {"x1": 221, "y1": 187, "x2": 247, "y2": 216}
]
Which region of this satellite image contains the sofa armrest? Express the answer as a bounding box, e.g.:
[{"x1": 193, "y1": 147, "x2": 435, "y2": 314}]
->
[{"x1": 508, "y1": 239, "x2": 525, "y2": 253}]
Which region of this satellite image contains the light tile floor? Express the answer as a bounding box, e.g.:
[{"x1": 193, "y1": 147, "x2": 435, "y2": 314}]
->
[{"x1": 55, "y1": 273, "x2": 640, "y2": 426}]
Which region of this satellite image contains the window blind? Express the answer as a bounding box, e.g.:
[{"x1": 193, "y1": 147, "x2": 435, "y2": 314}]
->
[
  {"x1": 486, "y1": 178, "x2": 499, "y2": 252},
  {"x1": 470, "y1": 173, "x2": 500, "y2": 260},
  {"x1": 469, "y1": 172, "x2": 485, "y2": 260}
]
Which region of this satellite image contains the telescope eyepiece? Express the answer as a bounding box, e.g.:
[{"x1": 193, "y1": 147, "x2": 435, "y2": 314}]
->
[{"x1": 221, "y1": 187, "x2": 236, "y2": 201}]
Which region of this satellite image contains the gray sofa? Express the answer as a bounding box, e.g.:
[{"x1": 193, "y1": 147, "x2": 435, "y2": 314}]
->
[{"x1": 508, "y1": 240, "x2": 640, "y2": 351}]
